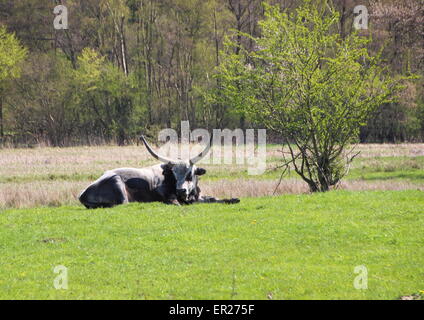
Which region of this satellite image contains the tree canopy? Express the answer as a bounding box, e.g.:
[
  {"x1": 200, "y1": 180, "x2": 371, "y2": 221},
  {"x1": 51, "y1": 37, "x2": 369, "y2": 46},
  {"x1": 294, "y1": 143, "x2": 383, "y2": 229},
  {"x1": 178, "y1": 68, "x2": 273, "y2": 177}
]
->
[
  {"x1": 0, "y1": 26, "x2": 27, "y2": 82},
  {"x1": 0, "y1": 26, "x2": 27, "y2": 144},
  {"x1": 215, "y1": 1, "x2": 407, "y2": 191},
  {"x1": 0, "y1": 0, "x2": 422, "y2": 146}
]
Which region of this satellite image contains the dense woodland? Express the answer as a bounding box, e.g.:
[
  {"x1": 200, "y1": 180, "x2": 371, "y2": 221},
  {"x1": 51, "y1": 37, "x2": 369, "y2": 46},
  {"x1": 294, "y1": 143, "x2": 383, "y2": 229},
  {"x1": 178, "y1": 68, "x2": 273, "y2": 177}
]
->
[{"x1": 0, "y1": 0, "x2": 423, "y2": 146}]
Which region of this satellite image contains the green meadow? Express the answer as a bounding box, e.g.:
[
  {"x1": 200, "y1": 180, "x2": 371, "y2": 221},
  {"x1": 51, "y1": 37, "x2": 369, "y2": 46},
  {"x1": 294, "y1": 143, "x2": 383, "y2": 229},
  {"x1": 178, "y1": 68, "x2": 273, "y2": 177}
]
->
[
  {"x1": 1, "y1": 144, "x2": 423, "y2": 299},
  {"x1": 1, "y1": 190, "x2": 423, "y2": 300}
]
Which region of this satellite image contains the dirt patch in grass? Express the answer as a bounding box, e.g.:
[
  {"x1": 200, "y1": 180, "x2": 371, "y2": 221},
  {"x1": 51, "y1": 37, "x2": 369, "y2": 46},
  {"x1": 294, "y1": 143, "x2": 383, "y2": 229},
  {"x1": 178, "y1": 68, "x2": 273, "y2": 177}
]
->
[{"x1": 40, "y1": 238, "x2": 67, "y2": 244}]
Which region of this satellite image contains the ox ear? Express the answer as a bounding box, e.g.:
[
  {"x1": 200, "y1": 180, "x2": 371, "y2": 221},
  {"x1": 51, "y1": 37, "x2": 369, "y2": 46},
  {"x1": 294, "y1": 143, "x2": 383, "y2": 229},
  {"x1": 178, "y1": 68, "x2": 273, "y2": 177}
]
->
[
  {"x1": 162, "y1": 162, "x2": 174, "y2": 172},
  {"x1": 195, "y1": 168, "x2": 206, "y2": 176}
]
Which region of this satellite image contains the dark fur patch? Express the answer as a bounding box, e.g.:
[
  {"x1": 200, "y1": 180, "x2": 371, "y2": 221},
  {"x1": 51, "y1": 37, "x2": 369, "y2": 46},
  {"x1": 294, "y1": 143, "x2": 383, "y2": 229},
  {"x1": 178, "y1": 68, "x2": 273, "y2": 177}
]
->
[{"x1": 161, "y1": 164, "x2": 177, "y2": 196}]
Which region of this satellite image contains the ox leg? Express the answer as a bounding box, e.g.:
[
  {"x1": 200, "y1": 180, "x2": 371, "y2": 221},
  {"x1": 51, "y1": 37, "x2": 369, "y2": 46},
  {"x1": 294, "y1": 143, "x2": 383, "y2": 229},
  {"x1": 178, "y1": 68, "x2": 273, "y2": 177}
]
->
[
  {"x1": 196, "y1": 196, "x2": 240, "y2": 204},
  {"x1": 112, "y1": 179, "x2": 129, "y2": 206},
  {"x1": 167, "y1": 199, "x2": 181, "y2": 206},
  {"x1": 163, "y1": 195, "x2": 181, "y2": 206},
  {"x1": 79, "y1": 175, "x2": 129, "y2": 209}
]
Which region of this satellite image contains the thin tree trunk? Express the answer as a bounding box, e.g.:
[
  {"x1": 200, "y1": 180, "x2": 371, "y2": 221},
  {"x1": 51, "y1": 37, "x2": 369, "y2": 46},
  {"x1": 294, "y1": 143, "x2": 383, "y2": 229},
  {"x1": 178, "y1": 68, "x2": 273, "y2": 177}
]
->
[
  {"x1": 0, "y1": 89, "x2": 3, "y2": 146},
  {"x1": 120, "y1": 16, "x2": 129, "y2": 76},
  {"x1": 213, "y1": 7, "x2": 220, "y2": 67}
]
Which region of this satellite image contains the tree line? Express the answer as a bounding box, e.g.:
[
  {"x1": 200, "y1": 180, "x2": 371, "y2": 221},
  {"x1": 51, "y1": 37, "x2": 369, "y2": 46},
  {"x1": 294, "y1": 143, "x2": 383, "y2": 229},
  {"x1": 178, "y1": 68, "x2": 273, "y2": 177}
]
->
[{"x1": 0, "y1": 0, "x2": 423, "y2": 147}]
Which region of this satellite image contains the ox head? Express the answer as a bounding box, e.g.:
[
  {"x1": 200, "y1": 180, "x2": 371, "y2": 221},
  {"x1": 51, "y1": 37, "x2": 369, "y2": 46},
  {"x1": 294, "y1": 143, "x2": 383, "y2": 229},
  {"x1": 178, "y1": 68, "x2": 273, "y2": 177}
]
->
[{"x1": 140, "y1": 135, "x2": 211, "y2": 203}]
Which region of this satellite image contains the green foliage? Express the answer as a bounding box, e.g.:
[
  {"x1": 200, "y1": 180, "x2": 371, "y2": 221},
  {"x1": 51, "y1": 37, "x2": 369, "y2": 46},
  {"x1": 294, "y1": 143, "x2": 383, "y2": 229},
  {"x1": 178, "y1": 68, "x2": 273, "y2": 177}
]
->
[
  {"x1": 0, "y1": 0, "x2": 422, "y2": 145},
  {"x1": 6, "y1": 53, "x2": 79, "y2": 146},
  {"x1": 75, "y1": 48, "x2": 105, "y2": 91},
  {"x1": 0, "y1": 26, "x2": 27, "y2": 145},
  {"x1": 76, "y1": 48, "x2": 135, "y2": 100},
  {"x1": 0, "y1": 190, "x2": 423, "y2": 299},
  {"x1": 74, "y1": 48, "x2": 136, "y2": 144},
  {"x1": 0, "y1": 26, "x2": 27, "y2": 83},
  {"x1": 216, "y1": 1, "x2": 406, "y2": 191}
]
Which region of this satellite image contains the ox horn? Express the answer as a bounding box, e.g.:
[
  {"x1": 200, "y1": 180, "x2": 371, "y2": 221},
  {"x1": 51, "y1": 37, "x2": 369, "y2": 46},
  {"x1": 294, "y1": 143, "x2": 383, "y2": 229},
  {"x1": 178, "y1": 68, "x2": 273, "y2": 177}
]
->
[
  {"x1": 189, "y1": 135, "x2": 213, "y2": 165},
  {"x1": 140, "y1": 135, "x2": 176, "y2": 164}
]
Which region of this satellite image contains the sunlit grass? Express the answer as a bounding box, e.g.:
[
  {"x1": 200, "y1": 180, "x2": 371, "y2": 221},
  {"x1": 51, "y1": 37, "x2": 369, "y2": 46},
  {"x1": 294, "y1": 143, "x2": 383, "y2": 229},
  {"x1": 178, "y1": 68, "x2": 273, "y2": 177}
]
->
[{"x1": 1, "y1": 190, "x2": 423, "y2": 299}]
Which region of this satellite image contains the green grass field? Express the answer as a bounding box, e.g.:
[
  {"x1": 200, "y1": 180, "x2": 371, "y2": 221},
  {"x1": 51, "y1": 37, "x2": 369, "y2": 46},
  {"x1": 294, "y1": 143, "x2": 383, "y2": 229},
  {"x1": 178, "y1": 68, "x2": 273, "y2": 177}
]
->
[
  {"x1": 1, "y1": 144, "x2": 423, "y2": 299},
  {"x1": 1, "y1": 190, "x2": 423, "y2": 300}
]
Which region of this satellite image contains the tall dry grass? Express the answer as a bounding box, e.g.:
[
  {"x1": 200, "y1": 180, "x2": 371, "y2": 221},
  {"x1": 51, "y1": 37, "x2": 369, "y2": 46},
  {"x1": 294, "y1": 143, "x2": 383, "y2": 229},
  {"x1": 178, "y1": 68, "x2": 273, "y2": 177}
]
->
[
  {"x1": 0, "y1": 143, "x2": 423, "y2": 209},
  {"x1": 267, "y1": 143, "x2": 424, "y2": 159},
  {"x1": 1, "y1": 178, "x2": 422, "y2": 210}
]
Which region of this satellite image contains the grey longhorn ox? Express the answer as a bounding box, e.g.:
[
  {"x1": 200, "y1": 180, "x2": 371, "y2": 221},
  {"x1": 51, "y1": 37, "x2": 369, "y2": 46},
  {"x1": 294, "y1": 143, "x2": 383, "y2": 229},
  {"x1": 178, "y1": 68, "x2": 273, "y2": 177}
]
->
[{"x1": 78, "y1": 136, "x2": 240, "y2": 208}]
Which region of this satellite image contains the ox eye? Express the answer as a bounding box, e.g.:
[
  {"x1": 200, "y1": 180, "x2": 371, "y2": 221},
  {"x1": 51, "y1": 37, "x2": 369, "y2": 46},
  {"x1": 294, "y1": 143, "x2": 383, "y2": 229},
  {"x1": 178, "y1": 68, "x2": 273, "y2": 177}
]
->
[{"x1": 186, "y1": 173, "x2": 192, "y2": 181}]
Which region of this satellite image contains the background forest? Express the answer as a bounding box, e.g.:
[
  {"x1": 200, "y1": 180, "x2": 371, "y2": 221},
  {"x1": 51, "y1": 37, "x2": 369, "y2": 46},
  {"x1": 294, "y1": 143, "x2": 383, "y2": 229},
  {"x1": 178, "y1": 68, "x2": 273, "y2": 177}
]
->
[{"x1": 0, "y1": 0, "x2": 423, "y2": 146}]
